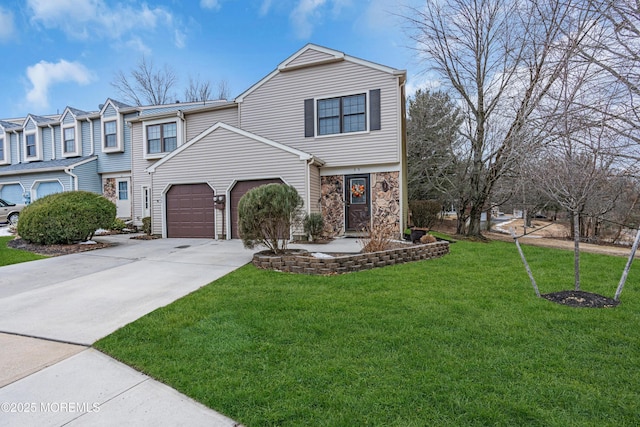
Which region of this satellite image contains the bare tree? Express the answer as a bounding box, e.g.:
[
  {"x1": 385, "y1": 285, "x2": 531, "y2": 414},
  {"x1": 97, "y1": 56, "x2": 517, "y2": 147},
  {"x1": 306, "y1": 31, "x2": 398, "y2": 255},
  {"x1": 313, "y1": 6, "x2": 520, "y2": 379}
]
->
[
  {"x1": 184, "y1": 75, "x2": 213, "y2": 102},
  {"x1": 111, "y1": 56, "x2": 178, "y2": 106},
  {"x1": 403, "y1": 0, "x2": 579, "y2": 237},
  {"x1": 216, "y1": 78, "x2": 230, "y2": 100}
]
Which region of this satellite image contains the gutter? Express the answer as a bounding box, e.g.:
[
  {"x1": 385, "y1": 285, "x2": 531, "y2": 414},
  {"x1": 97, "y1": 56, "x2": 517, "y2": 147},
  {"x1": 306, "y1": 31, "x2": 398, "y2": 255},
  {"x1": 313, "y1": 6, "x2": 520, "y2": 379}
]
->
[{"x1": 48, "y1": 124, "x2": 56, "y2": 160}]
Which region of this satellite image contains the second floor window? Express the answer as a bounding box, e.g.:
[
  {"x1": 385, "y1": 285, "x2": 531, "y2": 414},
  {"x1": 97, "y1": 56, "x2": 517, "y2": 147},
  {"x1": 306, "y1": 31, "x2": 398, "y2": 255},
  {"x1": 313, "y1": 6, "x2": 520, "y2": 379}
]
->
[
  {"x1": 64, "y1": 127, "x2": 75, "y2": 153},
  {"x1": 318, "y1": 94, "x2": 366, "y2": 136},
  {"x1": 26, "y1": 134, "x2": 37, "y2": 157},
  {"x1": 147, "y1": 123, "x2": 177, "y2": 154},
  {"x1": 104, "y1": 121, "x2": 117, "y2": 148},
  {"x1": 0, "y1": 137, "x2": 4, "y2": 162}
]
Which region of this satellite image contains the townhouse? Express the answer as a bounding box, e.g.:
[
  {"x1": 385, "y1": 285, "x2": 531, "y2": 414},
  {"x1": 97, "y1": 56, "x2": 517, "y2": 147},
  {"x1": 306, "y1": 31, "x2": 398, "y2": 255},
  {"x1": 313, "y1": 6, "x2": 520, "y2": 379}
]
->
[{"x1": 0, "y1": 44, "x2": 408, "y2": 240}]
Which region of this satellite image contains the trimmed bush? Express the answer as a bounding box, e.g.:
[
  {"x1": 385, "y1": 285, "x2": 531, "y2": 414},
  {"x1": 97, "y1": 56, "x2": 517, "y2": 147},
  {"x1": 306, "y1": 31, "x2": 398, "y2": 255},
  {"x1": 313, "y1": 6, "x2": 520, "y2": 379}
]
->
[
  {"x1": 303, "y1": 212, "x2": 324, "y2": 241},
  {"x1": 409, "y1": 200, "x2": 441, "y2": 229},
  {"x1": 18, "y1": 191, "x2": 116, "y2": 244},
  {"x1": 142, "y1": 216, "x2": 152, "y2": 235},
  {"x1": 238, "y1": 183, "x2": 303, "y2": 254}
]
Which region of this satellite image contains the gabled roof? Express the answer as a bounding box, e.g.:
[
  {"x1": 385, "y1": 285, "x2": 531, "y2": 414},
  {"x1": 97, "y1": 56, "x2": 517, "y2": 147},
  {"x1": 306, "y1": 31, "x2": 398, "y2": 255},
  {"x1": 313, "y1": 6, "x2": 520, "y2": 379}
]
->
[
  {"x1": 0, "y1": 156, "x2": 97, "y2": 176},
  {"x1": 65, "y1": 106, "x2": 92, "y2": 117},
  {"x1": 146, "y1": 122, "x2": 323, "y2": 173},
  {"x1": 25, "y1": 114, "x2": 58, "y2": 126},
  {"x1": 99, "y1": 98, "x2": 136, "y2": 115},
  {"x1": 235, "y1": 43, "x2": 406, "y2": 102},
  {"x1": 0, "y1": 120, "x2": 22, "y2": 131}
]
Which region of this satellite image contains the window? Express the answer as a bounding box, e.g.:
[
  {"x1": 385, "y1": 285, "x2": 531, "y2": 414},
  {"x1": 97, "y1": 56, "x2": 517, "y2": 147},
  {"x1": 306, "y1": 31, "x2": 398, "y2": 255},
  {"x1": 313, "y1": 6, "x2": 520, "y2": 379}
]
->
[
  {"x1": 104, "y1": 121, "x2": 117, "y2": 148},
  {"x1": 63, "y1": 127, "x2": 75, "y2": 153},
  {"x1": 0, "y1": 137, "x2": 4, "y2": 162},
  {"x1": 318, "y1": 94, "x2": 366, "y2": 136},
  {"x1": 26, "y1": 134, "x2": 37, "y2": 157},
  {"x1": 147, "y1": 122, "x2": 177, "y2": 154},
  {"x1": 118, "y1": 181, "x2": 129, "y2": 201}
]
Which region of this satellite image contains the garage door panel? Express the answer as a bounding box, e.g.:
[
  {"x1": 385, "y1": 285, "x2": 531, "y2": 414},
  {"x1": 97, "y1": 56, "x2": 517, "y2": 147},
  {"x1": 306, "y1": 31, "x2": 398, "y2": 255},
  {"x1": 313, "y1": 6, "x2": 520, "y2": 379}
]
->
[
  {"x1": 36, "y1": 181, "x2": 63, "y2": 200},
  {"x1": 230, "y1": 179, "x2": 283, "y2": 239},
  {"x1": 166, "y1": 184, "x2": 215, "y2": 238},
  {"x1": 0, "y1": 184, "x2": 24, "y2": 204}
]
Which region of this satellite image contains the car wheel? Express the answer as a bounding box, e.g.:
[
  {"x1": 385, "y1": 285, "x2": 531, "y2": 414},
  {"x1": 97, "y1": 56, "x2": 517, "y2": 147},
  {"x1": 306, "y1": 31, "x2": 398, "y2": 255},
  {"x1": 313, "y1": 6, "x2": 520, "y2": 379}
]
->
[{"x1": 7, "y1": 213, "x2": 19, "y2": 225}]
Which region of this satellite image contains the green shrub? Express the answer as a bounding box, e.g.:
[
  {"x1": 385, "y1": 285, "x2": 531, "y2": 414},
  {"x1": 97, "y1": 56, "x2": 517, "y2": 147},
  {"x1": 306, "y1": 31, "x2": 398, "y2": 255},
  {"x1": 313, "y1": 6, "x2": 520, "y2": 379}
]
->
[
  {"x1": 18, "y1": 191, "x2": 116, "y2": 244},
  {"x1": 409, "y1": 200, "x2": 441, "y2": 229},
  {"x1": 111, "y1": 218, "x2": 127, "y2": 231},
  {"x1": 303, "y1": 212, "x2": 324, "y2": 241},
  {"x1": 238, "y1": 184, "x2": 303, "y2": 254},
  {"x1": 142, "y1": 216, "x2": 152, "y2": 235}
]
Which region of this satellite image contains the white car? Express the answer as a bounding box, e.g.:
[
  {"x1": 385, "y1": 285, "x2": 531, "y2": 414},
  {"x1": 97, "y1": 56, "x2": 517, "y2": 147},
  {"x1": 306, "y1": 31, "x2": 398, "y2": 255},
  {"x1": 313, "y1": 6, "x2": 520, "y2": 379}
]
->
[{"x1": 0, "y1": 198, "x2": 25, "y2": 225}]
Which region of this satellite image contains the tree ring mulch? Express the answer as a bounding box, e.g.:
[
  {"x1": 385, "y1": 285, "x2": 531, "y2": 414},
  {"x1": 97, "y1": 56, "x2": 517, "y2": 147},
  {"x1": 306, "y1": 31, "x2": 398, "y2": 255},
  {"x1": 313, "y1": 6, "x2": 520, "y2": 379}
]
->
[{"x1": 541, "y1": 290, "x2": 619, "y2": 308}]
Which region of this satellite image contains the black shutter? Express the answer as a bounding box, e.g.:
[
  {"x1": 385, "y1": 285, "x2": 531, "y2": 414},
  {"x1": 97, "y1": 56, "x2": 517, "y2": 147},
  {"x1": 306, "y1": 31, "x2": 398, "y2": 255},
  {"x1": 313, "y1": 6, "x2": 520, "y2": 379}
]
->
[
  {"x1": 370, "y1": 89, "x2": 381, "y2": 131},
  {"x1": 304, "y1": 98, "x2": 314, "y2": 137}
]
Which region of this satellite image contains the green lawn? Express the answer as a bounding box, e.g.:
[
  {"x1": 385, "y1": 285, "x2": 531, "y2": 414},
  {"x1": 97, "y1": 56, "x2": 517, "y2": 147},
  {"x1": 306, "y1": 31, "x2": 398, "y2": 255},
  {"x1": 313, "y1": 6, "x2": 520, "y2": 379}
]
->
[
  {"x1": 0, "y1": 235, "x2": 47, "y2": 266},
  {"x1": 95, "y1": 239, "x2": 640, "y2": 426}
]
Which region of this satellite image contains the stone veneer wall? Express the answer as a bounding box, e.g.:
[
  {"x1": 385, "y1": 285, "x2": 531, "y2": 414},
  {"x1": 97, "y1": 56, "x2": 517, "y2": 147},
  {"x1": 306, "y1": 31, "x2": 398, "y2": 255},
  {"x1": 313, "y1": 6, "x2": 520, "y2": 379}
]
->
[
  {"x1": 253, "y1": 241, "x2": 449, "y2": 275},
  {"x1": 371, "y1": 171, "x2": 400, "y2": 236},
  {"x1": 103, "y1": 178, "x2": 116, "y2": 204},
  {"x1": 321, "y1": 175, "x2": 344, "y2": 237}
]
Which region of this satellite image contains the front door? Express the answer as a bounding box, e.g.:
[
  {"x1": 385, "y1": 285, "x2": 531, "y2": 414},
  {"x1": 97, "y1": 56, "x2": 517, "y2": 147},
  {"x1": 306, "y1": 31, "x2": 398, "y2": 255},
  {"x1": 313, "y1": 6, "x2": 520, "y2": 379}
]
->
[
  {"x1": 116, "y1": 178, "x2": 131, "y2": 218},
  {"x1": 345, "y1": 174, "x2": 370, "y2": 231}
]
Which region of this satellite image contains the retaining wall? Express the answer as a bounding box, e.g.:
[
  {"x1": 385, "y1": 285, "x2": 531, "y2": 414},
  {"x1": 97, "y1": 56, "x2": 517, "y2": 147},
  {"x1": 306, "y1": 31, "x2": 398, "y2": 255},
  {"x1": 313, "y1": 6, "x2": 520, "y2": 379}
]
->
[{"x1": 252, "y1": 241, "x2": 449, "y2": 275}]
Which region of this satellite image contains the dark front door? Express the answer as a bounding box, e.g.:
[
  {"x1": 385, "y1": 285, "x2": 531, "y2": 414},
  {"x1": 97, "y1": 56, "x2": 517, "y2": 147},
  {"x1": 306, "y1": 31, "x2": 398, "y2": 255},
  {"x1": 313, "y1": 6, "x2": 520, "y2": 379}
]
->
[{"x1": 345, "y1": 174, "x2": 370, "y2": 231}]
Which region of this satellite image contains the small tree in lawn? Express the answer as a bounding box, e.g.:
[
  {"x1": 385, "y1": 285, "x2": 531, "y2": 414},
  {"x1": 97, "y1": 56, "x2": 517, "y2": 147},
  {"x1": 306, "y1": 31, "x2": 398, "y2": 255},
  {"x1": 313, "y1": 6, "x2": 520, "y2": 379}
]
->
[{"x1": 238, "y1": 184, "x2": 303, "y2": 254}]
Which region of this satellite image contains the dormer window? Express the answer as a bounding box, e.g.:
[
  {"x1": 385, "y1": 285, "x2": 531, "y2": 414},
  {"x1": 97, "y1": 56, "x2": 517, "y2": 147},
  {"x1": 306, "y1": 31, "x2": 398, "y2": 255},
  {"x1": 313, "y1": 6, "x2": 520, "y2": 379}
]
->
[
  {"x1": 100, "y1": 99, "x2": 126, "y2": 153},
  {"x1": 62, "y1": 126, "x2": 81, "y2": 157}
]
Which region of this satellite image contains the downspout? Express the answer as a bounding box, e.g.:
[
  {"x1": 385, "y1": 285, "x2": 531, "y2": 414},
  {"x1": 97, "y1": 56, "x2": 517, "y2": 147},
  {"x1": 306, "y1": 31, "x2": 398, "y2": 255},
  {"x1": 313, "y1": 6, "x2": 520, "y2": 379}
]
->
[
  {"x1": 87, "y1": 117, "x2": 95, "y2": 156},
  {"x1": 48, "y1": 124, "x2": 56, "y2": 160},
  {"x1": 398, "y1": 75, "x2": 408, "y2": 237},
  {"x1": 64, "y1": 166, "x2": 78, "y2": 191},
  {"x1": 177, "y1": 110, "x2": 185, "y2": 146}
]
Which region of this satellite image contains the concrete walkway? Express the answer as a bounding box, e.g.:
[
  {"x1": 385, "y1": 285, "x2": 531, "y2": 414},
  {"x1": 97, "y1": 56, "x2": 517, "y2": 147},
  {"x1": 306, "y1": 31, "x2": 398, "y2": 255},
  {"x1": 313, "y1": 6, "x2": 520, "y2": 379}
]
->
[{"x1": 0, "y1": 232, "x2": 361, "y2": 426}]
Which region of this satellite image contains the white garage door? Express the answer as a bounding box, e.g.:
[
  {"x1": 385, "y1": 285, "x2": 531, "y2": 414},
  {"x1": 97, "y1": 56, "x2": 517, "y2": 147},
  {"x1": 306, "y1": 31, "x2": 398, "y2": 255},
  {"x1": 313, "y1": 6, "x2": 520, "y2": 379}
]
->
[
  {"x1": 0, "y1": 184, "x2": 24, "y2": 204},
  {"x1": 35, "y1": 181, "x2": 63, "y2": 200}
]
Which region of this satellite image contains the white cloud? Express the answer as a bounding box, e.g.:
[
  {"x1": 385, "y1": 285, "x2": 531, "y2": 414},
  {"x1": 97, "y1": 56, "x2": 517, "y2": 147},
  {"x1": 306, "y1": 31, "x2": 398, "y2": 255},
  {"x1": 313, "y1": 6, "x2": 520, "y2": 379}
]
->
[
  {"x1": 25, "y1": 60, "x2": 93, "y2": 109},
  {"x1": 27, "y1": 0, "x2": 175, "y2": 41},
  {"x1": 259, "y1": 0, "x2": 273, "y2": 16},
  {"x1": 174, "y1": 29, "x2": 186, "y2": 49},
  {"x1": 0, "y1": 6, "x2": 16, "y2": 42},
  {"x1": 200, "y1": 0, "x2": 221, "y2": 10},
  {"x1": 290, "y1": 0, "x2": 327, "y2": 39},
  {"x1": 124, "y1": 37, "x2": 152, "y2": 55}
]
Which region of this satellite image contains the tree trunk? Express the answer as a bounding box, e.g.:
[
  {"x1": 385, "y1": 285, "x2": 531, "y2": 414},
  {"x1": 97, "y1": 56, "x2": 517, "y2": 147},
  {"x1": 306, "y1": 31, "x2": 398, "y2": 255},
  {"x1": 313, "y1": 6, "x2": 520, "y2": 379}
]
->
[
  {"x1": 573, "y1": 210, "x2": 581, "y2": 291},
  {"x1": 468, "y1": 205, "x2": 483, "y2": 237}
]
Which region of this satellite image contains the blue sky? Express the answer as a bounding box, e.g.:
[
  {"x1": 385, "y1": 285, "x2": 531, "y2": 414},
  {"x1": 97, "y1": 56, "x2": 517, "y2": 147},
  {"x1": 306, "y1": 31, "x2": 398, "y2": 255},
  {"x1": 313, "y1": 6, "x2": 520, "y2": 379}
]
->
[{"x1": 0, "y1": 0, "x2": 427, "y2": 119}]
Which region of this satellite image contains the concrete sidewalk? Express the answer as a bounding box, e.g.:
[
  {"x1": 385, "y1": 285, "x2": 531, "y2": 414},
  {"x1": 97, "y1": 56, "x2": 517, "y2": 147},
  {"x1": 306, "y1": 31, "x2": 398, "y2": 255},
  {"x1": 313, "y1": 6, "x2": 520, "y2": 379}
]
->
[{"x1": 0, "y1": 233, "x2": 361, "y2": 426}]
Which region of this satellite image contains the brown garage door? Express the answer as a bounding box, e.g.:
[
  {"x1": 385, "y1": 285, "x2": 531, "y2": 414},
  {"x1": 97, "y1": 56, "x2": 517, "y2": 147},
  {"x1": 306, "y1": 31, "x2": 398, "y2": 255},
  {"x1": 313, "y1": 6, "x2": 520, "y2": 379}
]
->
[
  {"x1": 166, "y1": 184, "x2": 215, "y2": 238},
  {"x1": 230, "y1": 179, "x2": 283, "y2": 239}
]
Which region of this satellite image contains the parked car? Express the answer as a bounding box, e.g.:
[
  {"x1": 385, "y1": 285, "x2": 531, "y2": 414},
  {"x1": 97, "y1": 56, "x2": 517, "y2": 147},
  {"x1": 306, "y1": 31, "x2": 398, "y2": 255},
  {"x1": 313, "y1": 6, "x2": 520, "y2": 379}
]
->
[{"x1": 0, "y1": 198, "x2": 25, "y2": 225}]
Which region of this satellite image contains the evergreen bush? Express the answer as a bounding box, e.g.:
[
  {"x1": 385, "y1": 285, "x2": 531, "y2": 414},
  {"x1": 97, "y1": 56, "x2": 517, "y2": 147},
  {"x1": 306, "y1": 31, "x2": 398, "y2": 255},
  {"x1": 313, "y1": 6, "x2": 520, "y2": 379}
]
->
[
  {"x1": 18, "y1": 191, "x2": 116, "y2": 244},
  {"x1": 303, "y1": 212, "x2": 324, "y2": 241},
  {"x1": 238, "y1": 184, "x2": 303, "y2": 253}
]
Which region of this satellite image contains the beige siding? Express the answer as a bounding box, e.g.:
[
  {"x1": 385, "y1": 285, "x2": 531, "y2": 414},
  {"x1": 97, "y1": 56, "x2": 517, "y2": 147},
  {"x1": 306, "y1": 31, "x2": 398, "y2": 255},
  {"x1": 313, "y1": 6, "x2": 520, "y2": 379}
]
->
[
  {"x1": 185, "y1": 107, "x2": 238, "y2": 141},
  {"x1": 240, "y1": 60, "x2": 401, "y2": 166},
  {"x1": 287, "y1": 49, "x2": 336, "y2": 68},
  {"x1": 150, "y1": 127, "x2": 308, "y2": 236}
]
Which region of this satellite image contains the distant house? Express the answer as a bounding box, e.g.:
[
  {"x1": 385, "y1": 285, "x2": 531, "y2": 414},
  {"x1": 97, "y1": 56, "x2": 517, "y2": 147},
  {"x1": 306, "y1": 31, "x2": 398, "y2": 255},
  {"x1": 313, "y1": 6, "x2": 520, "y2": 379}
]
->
[{"x1": 0, "y1": 44, "x2": 408, "y2": 239}]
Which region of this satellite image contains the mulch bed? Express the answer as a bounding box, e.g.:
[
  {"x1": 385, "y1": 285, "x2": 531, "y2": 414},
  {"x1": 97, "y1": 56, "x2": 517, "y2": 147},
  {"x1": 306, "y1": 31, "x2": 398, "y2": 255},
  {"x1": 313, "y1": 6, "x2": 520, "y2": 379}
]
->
[
  {"x1": 541, "y1": 290, "x2": 619, "y2": 308},
  {"x1": 7, "y1": 238, "x2": 112, "y2": 256}
]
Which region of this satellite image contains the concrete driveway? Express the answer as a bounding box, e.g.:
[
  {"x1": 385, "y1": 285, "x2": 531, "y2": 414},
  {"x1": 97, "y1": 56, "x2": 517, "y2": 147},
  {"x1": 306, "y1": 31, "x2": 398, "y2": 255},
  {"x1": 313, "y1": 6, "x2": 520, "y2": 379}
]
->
[{"x1": 0, "y1": 234, "x2": 255, "y2": 426}]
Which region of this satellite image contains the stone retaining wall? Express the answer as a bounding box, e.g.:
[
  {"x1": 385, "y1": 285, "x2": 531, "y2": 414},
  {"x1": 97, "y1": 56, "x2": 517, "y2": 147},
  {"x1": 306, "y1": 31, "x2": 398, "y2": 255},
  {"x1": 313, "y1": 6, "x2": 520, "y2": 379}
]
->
[{"x1": 253, "y1": 241, "x2": 449, "y2": 275}]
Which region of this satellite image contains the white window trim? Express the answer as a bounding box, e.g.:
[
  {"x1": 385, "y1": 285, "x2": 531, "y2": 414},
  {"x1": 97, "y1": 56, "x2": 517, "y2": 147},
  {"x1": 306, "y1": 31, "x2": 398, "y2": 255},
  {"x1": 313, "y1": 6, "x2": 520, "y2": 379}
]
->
[
  {"x1": 142, "y1": 118, "x2": 184, "y2": 160},
  {"x1": 314, "y1": 90, "x2": 370, "y2": 139},
  {"x1": 62, "y1": 122, "x2": 82, "y2": 158},
  {"x1": 23, "y1": 128, "x2": 43, "y2": 162},
  {"x1": 0, "y1": 132, "x2": 9, "y2": 165},
  {"x1": 31, "y1": 179, "x2": 63, "y2": 201},
  {"x1": 102, "y1": 117, "x2": 123, "y2": 153}
]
